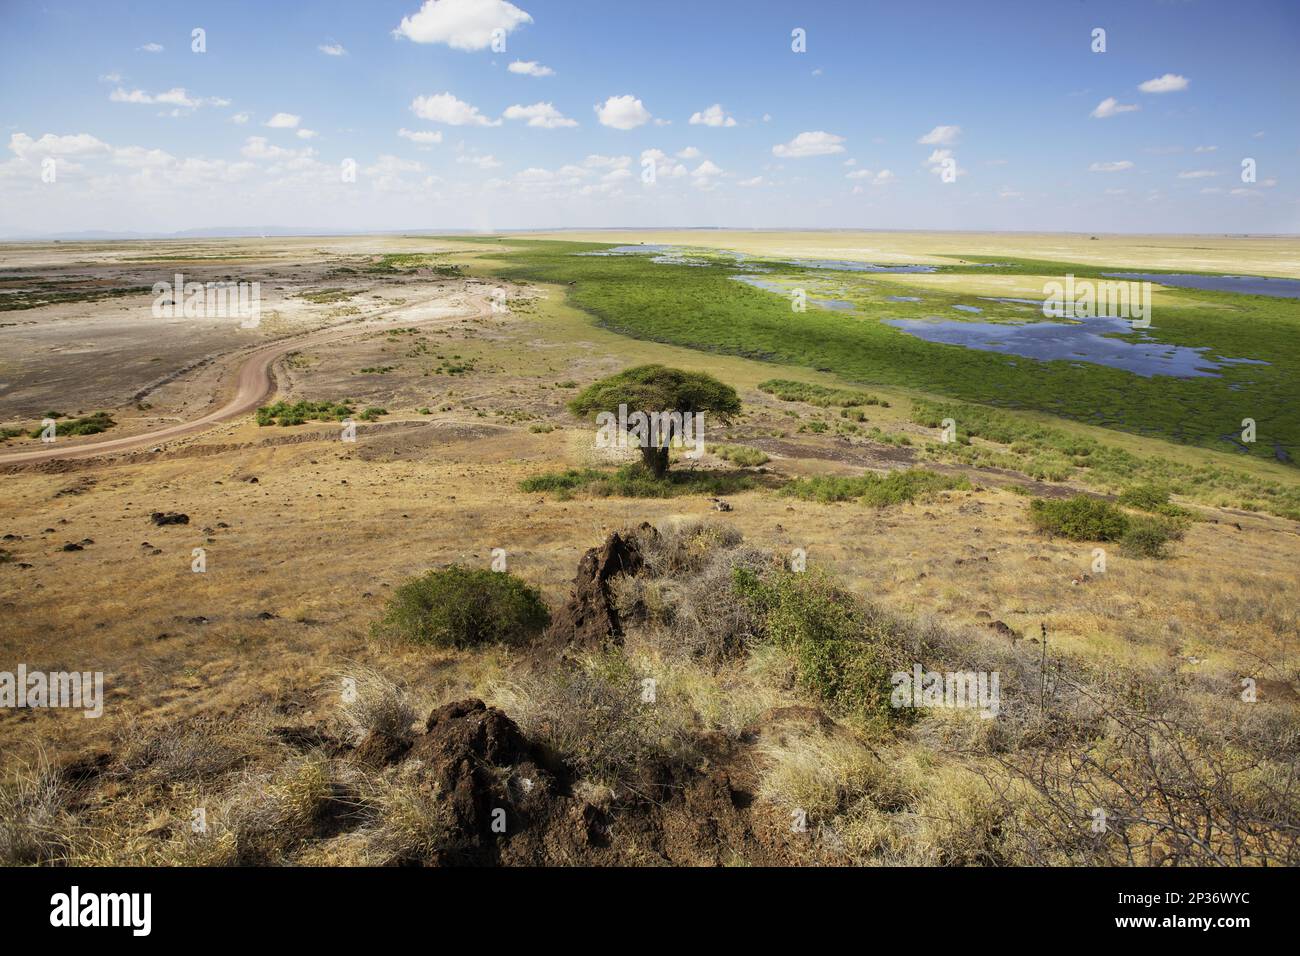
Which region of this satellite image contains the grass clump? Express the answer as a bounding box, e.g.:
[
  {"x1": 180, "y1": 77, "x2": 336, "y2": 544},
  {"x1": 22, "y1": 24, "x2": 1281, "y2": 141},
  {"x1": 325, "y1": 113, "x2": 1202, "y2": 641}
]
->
[
  {"x1": 710, "y1": 443, "x2": 769, "y2": 466},
  {"x1": 781, "y1": 468, "x2": 971, "y2": 506},
  {"x1": 256, "y1": 400, "x2": 353, "y2": 427},
  {"x1": 371, "y1": 565, "x2": 549, "y2": 648},
  {"x1": 1028, "y1": 495, "x2": 1128, "y2": 541},
  {"x1": 760, "y1": 379, "x2": 888, "y2": 408}
]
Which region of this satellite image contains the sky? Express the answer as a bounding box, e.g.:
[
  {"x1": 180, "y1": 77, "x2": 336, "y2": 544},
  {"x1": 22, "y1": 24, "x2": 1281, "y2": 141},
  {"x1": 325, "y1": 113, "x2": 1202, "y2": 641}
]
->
[{"x1": 1, "y1": 0, "x2": 1297, "y2": 236}]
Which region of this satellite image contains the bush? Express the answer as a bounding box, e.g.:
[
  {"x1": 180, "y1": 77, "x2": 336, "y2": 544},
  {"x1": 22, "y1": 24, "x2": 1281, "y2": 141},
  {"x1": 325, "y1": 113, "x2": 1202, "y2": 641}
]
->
[
  {"x1": 256, "y1": 400, "x2": 353, "y2": 427},
  {"x1": 519, "y1": 463, "x2": 757, "y2": 499},
  {"x1": 734, "y1": 568, "x2": 905, "y2": 727},
  {"x1": 710, "y1": 443, "x2": 769, "y2": 467},
  {"x1": 1028, "y1": 495, "x2": 1129, "y2": 541},
  {"x1": 759, "y1": 379, "x2": 887, "y2": 408},
  {"x1": 1120, "y1": 515, "x2": 1183, "y2": 559},
  {"x1": 781, "y1": 469, "x2": 971, "y2": 506},
  {"x1": 28, "y1": 411, "x2": 114, "y2": 439},
  {"x1": 372, "y1": 566, "x2": 550, "y2": 648},
  {"x1": 1119, "y1": 483, "x2": 1192, "y2": 518}
]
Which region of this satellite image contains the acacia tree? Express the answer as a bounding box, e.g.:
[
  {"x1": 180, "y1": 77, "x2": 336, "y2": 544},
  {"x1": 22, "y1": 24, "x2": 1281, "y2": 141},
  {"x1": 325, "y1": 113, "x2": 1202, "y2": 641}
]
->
[{"x1": 569, "y1": 364, "x2": 741, "y2": 479}]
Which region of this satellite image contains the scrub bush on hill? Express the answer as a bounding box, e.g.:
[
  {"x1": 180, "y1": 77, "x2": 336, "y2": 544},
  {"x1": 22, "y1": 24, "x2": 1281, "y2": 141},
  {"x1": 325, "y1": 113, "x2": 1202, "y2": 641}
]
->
[
  {"x1": 1028, "y1": 495, "x2": 1129, "y2": 541},
  {"x1": 372, "y1": 566, "x2": 550, "y2": 648}
]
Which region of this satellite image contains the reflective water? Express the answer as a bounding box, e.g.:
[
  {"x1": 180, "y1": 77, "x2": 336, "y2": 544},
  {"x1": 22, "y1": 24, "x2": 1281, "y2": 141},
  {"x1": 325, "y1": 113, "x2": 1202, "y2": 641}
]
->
[
  {"x1": 884, "y1": 314, "x2": 1270, "y2": 378},
  {"x1": 1101, "y1": 272, "x2": 1300, "y2": 299}
]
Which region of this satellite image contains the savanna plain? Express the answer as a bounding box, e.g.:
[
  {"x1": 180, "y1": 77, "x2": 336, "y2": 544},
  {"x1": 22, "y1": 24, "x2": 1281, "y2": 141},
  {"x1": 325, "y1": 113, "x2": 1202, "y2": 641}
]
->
[{"x1": 1, "y1": 230, "x2": 1297, "y2": 866}]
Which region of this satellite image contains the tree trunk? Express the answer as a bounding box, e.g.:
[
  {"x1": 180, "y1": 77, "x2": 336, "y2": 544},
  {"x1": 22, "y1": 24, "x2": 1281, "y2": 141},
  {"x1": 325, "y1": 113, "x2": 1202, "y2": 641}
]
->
[{"x1": 640, "y1": 444, "x2": 670, "y2": 479}]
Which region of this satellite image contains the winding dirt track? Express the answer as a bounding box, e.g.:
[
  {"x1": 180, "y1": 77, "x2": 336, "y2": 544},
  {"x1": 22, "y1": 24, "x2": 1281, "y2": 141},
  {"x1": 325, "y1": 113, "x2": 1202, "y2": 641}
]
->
[{"x1": 0, "y1": 294, "x2": 482, "y2": 466}]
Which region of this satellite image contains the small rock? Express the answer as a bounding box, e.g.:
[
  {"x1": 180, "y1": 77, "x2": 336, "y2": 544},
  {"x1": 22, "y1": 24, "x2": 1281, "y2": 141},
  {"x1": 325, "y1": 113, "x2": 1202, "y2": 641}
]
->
[{"x1": 150, "y1": 512, "x2": 189, "y2": 526}]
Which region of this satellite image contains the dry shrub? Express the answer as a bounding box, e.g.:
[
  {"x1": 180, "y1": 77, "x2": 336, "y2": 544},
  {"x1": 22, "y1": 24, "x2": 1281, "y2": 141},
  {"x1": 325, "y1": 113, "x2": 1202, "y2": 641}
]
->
[
  {"x1": 350, "y1": 762, "x2": 456, "y2": 865},
  {"x1": 617, "y1": 520, "x2": 773, "y2": 664},
  {"x1": 496, "y1": 653, "x2": 697, "y2": 788},
  {"x1": 114, "y1": 713, "x2": 276, "y2": 788},
  {"x1": 335, "y1": 666, "x2": 419, "y2": 744},
  {"x1": 0, "y1": 752, "x2": 73, "y2": 865}
]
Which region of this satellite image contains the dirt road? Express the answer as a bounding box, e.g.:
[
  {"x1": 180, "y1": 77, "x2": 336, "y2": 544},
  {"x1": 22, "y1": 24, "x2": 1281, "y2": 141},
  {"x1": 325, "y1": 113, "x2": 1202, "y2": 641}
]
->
[{"x1": 0, "y1": 294, "x2": 482, "y2": 465}]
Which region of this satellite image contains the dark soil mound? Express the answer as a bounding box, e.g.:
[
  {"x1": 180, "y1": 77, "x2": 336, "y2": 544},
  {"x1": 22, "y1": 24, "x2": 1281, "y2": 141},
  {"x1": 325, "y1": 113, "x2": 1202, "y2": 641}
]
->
[
  {"x1": 544, "y1": 528, "x2": 647, "y2": 649},
  {"x1": 367, "y1": 698, "x2": 791, "y2": 866}
]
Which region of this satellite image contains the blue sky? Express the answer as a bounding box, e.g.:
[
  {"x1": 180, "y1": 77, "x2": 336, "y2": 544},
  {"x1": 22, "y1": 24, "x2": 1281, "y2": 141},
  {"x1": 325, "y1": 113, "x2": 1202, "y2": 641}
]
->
[{"x1": 1, "y1": 0, "x2": 1296, "y2": 235}]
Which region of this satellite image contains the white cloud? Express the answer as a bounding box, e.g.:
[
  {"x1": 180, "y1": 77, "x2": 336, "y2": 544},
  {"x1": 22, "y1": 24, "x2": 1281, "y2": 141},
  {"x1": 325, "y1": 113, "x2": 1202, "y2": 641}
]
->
[
  {"x1": 1091, "y1": 97, "x2": 1140, "y2": 119},
  {"x1": 9, "y1": 132, "x2": 110, "y2": 160},
  {"x1": 640, "y1": 149, "x2": 686, "y2": 178},
  {"x1": 457, "y1": 153, "x2": 501, "y2": 169},
  {"x1": 411, "y1": 92, "x2": 501, "y2": 126},
  {"x1": 138, "y1": 42, "x2": 163, "y2": 53},
  {"x1": 583, "y1": 154, "x2": 630, "y2": 169},
  {"x1": 738, "y1": 176, "x2": 766, "y2": 187},
  {"x1": 240, "y1": 136, "x2": 315, "y2": 162},
  {"x1": 98, "y1": 72, "x2": 122, "y2": 84},
  {"x1": 917, "y1": 125, "x2": 960, "y2": 145},
  {"x1": 508, "y1": 60, "x2": 553, "y2": 77},
  {"x1": 398, "y1": 128, "x2": 443, "y2": 144},
  {"x1": 1177, "y1": 169, "x2": 1217, "y2": 179},
  {"x1": 924, "y1": 149, "x2": 963, "y2": 178},
  {"x1": 296, "y1": 129, "x2": 318, "y2": 140},
  {"x1": 1139, "y1": 73, "x2": 1189, "y2": 93},
  {"x1": 676, "y1": 146, "x2": 701, "y2": 159},
  {"x1": 1088, "y1": 160, "x2": 1134, "y2": 173},
  {"x1": 692, "y1": 159, "x2": 723, "y2": 178},
  {"x1": 595, "y1": 94, "x2": 651, "y2": 130},
  {"x1": 265, "y1": 112, "x2": 301, "y2": 129},
  {"x1": 1193, "y1": 145, "x2": 1218, "y2": 153},
  {"x1": 394, "y1": 0, "x2": 532, "y2": 51},
  {"x1": 110, "y1": 87, "x2": 203, "y2": 109},
  {"x1": 112, "y1": 146, "x2": 175, "y2": 168},
  {"x1": 318, "y1": 42, "x2": 346, "y2": 56},
  {"x1": 689, "y1": 103, "x2": 736, "y2": 127},
  {"x1": 231, "y1": 113, "x2": 251, "y2": 125},
  {"x1": 502, "y1": 102, "x2": 577, "y2": 128},
  {"x1": 772, "y1": 130, "x2": 845, "y2": 158},
  {"x1": 844, "y1": 167, "x2": 894, "y2": 185}
]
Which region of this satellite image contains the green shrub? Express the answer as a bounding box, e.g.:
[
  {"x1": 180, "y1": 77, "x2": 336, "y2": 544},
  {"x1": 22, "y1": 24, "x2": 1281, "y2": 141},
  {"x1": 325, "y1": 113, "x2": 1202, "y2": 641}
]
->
[
  {"x1": 1029, "y1": 495, "x2": 1129, "y2": 541},
  {"x1": 519, "y1": 463, "x2": 757, "y2": 500},
  {"x1": 371, "y1": 566, "x2": 550, "y2": 648},
  {"x1": 1118, "y1": 483, "x2": 1192, "y2": 518},
  {"x1": 710, "y1": 443, "x2": 769, "y2": 466},
  {"x1": 781, "y1": 468, "x2": 971, "y2": 507},
  {"x1": 256, "y1": 400, "x2": 352, "y2": 427},
  {"x1": 759, "y1": 379, "x2": 888, "y2": 408},
  {"x1": 1120, "y1": 515, "x2": 1184, "y2": 559},
  {"x1": 28, "y1": 411, "x2": 115, "y2": 438},
  {"x1": 734, "y1": 568, "x2": 904, "y2": 727}
]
